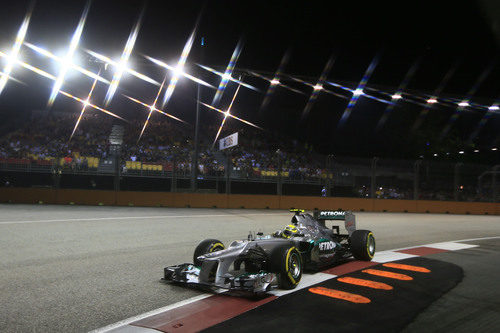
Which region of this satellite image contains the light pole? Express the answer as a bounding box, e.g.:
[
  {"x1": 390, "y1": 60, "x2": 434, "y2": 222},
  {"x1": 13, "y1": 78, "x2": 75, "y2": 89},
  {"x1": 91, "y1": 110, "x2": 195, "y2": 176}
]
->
[
  {"x1": 371, "y1": 157, "x2": 378, "y2": 198},
  {"x1": 454, "y1": 162, "x2": 463, "y2": 201},
  {"x1": 326, "y1": 154, "x2": 334, "y2": 197},
  {"x1": 414, "y1": 159, "x2": 422, "y2": 200},
  {"x1": 277, "y1": 149, "x2": 282, "y2": 196},
  {"x1": 191, "y1": 37, "x2": 205, "y2": 192}
]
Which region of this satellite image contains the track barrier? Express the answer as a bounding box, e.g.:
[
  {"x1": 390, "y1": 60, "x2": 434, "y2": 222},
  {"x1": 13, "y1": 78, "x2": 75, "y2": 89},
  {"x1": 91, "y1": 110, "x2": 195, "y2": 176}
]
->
[{"x1": 0, "y1": 187, "x2": 498, "y2": 215}]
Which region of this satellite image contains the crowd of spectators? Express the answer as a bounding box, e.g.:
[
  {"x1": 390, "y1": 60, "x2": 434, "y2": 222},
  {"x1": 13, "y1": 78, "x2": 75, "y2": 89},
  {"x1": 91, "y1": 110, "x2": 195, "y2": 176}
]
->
[
  {"x1": 0, "y1": 113, "x2": 329, "y2": 180},
  {"x1": 0, "y1": 113, "x2": 110, "y2": 161},
  {"x1": 0, "y1": 112, "x2": 496, "y2": 201}
]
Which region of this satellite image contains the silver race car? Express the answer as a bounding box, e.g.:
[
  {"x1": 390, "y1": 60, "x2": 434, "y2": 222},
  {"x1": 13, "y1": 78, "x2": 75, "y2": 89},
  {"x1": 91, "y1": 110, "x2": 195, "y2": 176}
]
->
[{"x1": 163, "y1": 209, "x2": 375, "y2": 295}]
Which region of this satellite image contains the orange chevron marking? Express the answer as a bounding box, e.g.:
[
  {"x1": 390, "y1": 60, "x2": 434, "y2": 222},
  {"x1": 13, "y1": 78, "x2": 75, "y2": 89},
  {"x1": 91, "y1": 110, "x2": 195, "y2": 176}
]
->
[
  {"x1": 362, "y1": 269, "x2": 413, "y2": 280},
  {"x1": 309, "y1": 287, "x2": 371, "y2": 304},
  {"x1": 338, "y1": 277, "x2": 393, "y2": 290},
  {"x1": 382, "y1": 263, "x2": 431, "y2": 273}
]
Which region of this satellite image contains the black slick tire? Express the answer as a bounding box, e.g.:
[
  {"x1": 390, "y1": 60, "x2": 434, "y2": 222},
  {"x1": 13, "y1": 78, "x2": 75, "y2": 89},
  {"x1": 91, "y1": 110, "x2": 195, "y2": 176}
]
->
[
  {"x1": 269, "y1": 245, "x2": 303, "y2": 289},
  {"x1": 350, "y1": 230, "x2": 375, "y2": 261},
  {"x1": 193, "y1": 239, "x2": 225, "y2": 266}
]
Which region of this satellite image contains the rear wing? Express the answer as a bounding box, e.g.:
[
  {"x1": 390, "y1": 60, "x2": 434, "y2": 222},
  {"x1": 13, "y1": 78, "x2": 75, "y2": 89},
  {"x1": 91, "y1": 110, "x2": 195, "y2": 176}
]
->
[{"x1": 314, "y1": 210, "x2": 356, "y2": 236}]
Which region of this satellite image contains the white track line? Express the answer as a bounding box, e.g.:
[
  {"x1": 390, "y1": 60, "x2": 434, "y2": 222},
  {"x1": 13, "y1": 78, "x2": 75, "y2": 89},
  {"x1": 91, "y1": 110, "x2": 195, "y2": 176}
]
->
[
  {"x1": 385, "y1": 236, "x2": 500, "y2": 252},
  {"x1": 423, "y1": 242, "x2": 478, "y2": 251},
  {"x1": 88, "y1": 294, "x2": 212, "y2": 333},
  {"x1": 450, "y1": 236, "x2": 500, "y2": 243},
  {"x1": 90, "y1": 235, "x2": 500, "y2": 333},
  {"x1": 372, "y1": 251, "x2": 418, "y2": 263},
  {"x1": 0, "y1": 213, "x2": 289, "y2": 225}
]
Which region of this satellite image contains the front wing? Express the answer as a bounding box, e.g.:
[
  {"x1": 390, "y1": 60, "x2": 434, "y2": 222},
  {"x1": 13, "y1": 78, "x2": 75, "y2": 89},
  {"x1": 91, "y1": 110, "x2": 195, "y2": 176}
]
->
[{"x1": 163, "y1": 263, "x2": 278, "y2": 295}]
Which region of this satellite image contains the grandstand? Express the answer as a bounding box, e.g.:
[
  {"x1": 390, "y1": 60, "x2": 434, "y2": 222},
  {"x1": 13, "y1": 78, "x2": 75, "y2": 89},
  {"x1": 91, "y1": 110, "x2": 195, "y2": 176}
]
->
[{"x1": 0, "y1": 111, "x2": 498, "y2": 202}]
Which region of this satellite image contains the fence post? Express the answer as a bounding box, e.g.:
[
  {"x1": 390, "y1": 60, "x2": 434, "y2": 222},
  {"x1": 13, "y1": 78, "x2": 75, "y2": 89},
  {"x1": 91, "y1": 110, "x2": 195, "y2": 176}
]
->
[
  {"x1": 454, "y1": 162, "x2": 463, "y2": 201},
  {"x1": 52, "y1": 166, "x2": 61, "y2": 190},
  {"x1": 225, "y1": 152, "x2": 231, "y2": 194},
  {"x1": 326, "y1": 154, "x2": 334, "y2": 197},
  {"x1": 172, "y1": 155, "x2": 177, "y2": 193},
  {"x1": 113, "y1": 155, "x2": 120, "y2": 192},
  {"x1": 414, "y1": 160, "x2": 422, "y2": 200},
  {"x1": 277, "y1": 150, "x2": 282, "y2": 196},
  {"x1": 371, "y1": 157, "x2": 378, "y2": 198},
  {"x1": 493, "y1": 165, "x2": 499, "y2": 203}
]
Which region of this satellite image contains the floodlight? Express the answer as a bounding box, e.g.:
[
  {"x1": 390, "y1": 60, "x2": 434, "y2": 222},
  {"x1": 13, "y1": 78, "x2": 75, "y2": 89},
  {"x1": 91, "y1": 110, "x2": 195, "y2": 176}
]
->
[{"x1": 353, "y1": 88, "x2": 363, "y2": 96}]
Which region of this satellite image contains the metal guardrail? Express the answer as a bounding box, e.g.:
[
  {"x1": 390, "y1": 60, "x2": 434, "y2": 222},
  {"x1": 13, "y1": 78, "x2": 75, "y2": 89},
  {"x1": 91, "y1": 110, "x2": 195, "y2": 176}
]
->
[{"x1": 1, "y1": 159, "x2": 498, "y2": 202}]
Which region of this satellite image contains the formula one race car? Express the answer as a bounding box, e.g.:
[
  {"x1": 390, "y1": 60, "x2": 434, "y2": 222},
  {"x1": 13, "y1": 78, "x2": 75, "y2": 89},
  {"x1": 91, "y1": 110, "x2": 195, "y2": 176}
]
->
[{"x1": 163, "y1": 209, "x2": 375, "y2": 295}]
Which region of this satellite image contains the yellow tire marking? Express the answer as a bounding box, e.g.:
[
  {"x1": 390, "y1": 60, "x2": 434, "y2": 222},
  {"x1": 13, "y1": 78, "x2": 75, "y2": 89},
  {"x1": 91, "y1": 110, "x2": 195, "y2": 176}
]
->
[
  {"x1": 209, "y1": 242, "x2": 224, "y2": 252},
  {"x1": 285, "y1": 247, "x2": 298, "y2": 285},
  {"x1": 366, "y1": 232, "x2": 374, "y2": 259}
]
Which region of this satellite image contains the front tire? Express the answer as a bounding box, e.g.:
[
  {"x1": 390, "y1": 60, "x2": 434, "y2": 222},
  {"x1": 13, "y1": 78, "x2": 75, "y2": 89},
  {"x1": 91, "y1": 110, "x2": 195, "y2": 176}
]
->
[
  {"x1": 269, "y1": 245, "x2": 303, "y2": 289},
  {"x1": 193, "y1": 239, "x2": 225, "y2": 266},
  {"x1": 350, "y1": 230, "x2": 375, "y2": 261}
]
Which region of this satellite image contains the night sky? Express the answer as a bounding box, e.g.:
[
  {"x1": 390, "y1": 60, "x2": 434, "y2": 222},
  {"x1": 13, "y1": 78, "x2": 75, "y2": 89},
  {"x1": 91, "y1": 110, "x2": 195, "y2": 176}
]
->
[{"x1": 0, "y1": 0, "x2": 499, "y2": 162}]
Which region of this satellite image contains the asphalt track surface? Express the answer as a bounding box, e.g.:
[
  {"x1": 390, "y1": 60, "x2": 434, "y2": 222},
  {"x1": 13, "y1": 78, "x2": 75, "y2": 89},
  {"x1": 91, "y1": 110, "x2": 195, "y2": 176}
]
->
[{"x1": 0, "y1": 204, "x2": 499, "y2": 332}]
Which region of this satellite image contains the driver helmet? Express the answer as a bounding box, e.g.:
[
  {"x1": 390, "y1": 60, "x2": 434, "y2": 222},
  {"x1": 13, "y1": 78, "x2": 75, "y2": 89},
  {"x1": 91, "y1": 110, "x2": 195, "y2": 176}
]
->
[{"x1": 282, "y1": 224, "x2": 298, "y2": 238}]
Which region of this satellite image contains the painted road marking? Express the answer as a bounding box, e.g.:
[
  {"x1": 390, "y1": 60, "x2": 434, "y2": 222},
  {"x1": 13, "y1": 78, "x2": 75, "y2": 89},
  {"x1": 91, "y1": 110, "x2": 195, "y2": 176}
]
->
[
  {"x1": 383, "y1": 263, "x2": 430, "y2": 273},
  {"x1": 88, "y1": 294, "x2": 212, "y2": 333},
  {"x1": 309, "y1": 287, "x2": 371, "y2": 304},
  {"x1": 397, "y1": 246, "x2": 448, "y2": 256},
  {"x1": 337, "y1": 276, "x2": 393, "y2": 290},
  {"x1": 362, "y1": 269, "x2": 413, "y2": 280},
  {"x1": 0, "y1": 213, "x2": 289, "y2": 225},
  {"x1": 130, "y1": 295, "x2": 277, "y2": 332},
  {"x1": 372, "y1": 251, "x2": 418, "y2": 263},
  {"x1": 269, "y1": 272, "x2": 335, "y2": 296},
  {"x1": 422, "y1": 242, "x2": 478, "y2": 251}
]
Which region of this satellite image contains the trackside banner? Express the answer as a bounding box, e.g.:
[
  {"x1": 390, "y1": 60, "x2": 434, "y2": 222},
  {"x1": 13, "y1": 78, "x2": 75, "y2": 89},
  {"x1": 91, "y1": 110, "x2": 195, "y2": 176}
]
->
[{"x1": 219, "y1": 132, "x2": 238, "y2": 150}]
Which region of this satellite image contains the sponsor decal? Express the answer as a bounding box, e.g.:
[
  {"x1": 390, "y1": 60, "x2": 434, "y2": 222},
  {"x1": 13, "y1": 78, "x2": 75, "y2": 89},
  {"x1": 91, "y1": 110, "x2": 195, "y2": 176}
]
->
[
  {"x1": 319, "y1": 211, "x2": 346, "y2": 220},
  {"x1": 319, "y1": 241, "x2": 336, "y2": 251},
  {"x1": 319, "y1": 211, "x2": 345, "y2": 217}
]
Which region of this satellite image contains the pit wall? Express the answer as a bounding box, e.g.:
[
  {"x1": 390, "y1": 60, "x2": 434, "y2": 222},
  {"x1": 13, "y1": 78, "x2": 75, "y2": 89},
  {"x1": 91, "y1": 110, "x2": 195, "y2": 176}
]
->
[{"x1": 0, "y1": 187, "x2": 498, "y2": 215}]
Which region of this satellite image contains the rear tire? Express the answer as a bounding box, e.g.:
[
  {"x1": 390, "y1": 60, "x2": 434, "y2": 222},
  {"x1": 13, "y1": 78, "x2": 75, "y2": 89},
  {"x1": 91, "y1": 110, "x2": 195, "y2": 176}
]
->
[
  {"x1": 269, "y1": 245, "x2": 302, "y2": 289},
  {"x1": 350, "y1": 230, "x2": 375, "y2": 261},
  {"x1": 193, "y1": 239, "x2": 225, "y2": 266}
]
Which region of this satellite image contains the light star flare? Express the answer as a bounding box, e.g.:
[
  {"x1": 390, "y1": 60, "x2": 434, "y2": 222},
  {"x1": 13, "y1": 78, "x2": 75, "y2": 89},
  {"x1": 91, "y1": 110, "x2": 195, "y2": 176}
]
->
[
  {"x1": 103, "y1": 7, "x2": 144, "y2": 106},
  {"x1": 0, "y1": 3, "x2": 33, "y2": 96},
  {"x1": 69, "y1": 70, "x2": 101, "y2": 141},
  {"x1": 47, "y1": 0, "x2": 91, "y2": 108}
]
